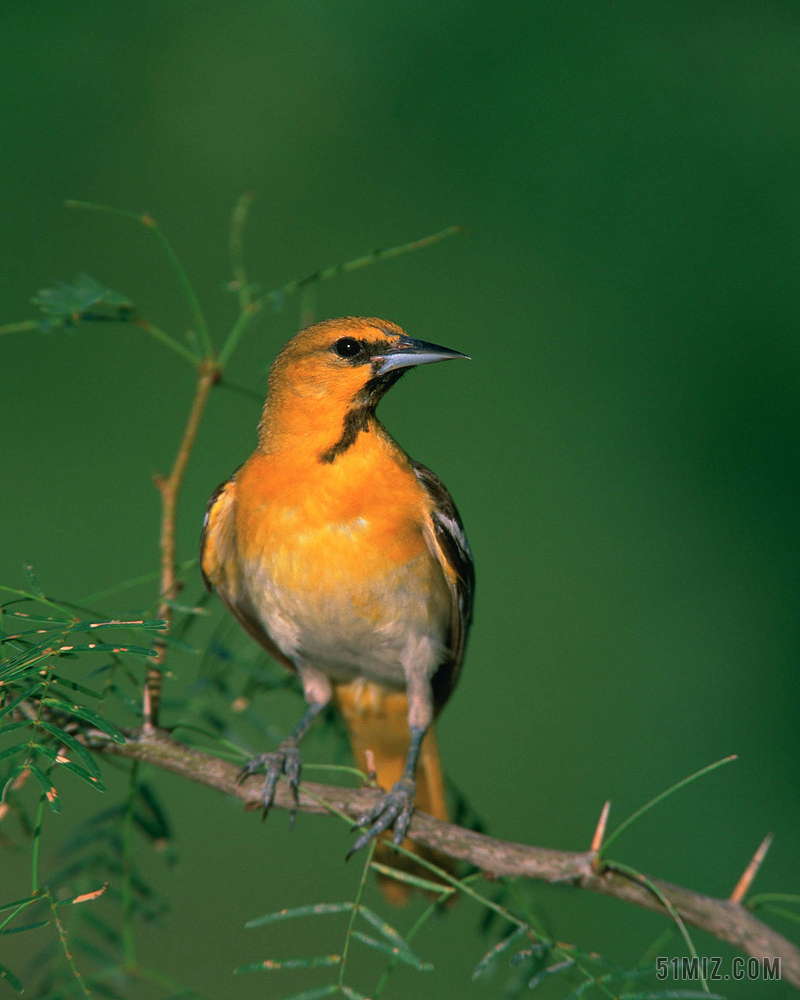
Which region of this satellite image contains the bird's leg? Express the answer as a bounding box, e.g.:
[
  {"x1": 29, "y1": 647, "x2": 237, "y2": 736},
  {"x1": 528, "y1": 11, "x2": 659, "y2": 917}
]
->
[
  {"x1": 348, "y1": 668, "x2": 435, "y2": 856},
  {"x1": 348, "y1": 724, "x2": 427, "y2": 857},
  {"x1": 239, "y1": 663, "x2": 331, "y2": 817},
  {"x1": 239, "y1": 701, "x2": 326, "y2": 815}
]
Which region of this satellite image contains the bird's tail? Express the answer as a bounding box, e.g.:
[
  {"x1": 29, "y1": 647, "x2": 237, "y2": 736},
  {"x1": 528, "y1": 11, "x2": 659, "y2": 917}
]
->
[{"x1": 333, "y1": 680, "x2": 455, "y2": 905}]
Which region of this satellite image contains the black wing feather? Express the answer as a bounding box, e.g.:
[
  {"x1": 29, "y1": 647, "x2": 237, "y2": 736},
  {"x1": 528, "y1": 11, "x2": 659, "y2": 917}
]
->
[{"x1": 410, "y1": 460, "x2": 474, "y2": 712}]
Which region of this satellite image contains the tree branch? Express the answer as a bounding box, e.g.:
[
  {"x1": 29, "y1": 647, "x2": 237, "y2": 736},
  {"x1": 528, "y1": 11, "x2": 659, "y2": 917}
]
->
[{"x1": 100, "y1": 729, "x2": 800, "y2": 988}]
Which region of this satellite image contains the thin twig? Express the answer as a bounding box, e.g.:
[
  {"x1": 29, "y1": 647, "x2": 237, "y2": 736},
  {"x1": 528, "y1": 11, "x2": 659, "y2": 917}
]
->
[
  {"x1": 143, "y1": 362, "x2": 219, "y2": 731},
  {"x1": 338, "y1": 840, "x2": 377, "y2": 989},
  {"x1": 46, "y1": 886, "x2": 93, "y2": 998},
  {"x1": 598, "y1": 755, "x2": 737, "y2": 858},
  {"x1": 133, "y1": 316, "x2": 202, "y2": 366},
  {"x1": 98, "y1": 729, "x2": 800, "y2": 988},
  {"x1": 217, "y1": 224, "x2": 464, "y2": 366},
  {"x1": 65, "y1": 201, "x2": 213, "y2": 358}
]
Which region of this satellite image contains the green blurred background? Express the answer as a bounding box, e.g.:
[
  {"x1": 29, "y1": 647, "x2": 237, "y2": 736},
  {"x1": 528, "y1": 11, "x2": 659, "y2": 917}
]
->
[{"x1": 3, "y1": 2, "x2": 800, "y2": 997}]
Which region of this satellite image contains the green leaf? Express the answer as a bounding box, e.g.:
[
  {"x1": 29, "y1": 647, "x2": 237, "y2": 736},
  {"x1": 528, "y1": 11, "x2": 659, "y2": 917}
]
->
[
  {"x1": 0, "y1": 894, "x2": 41, "y2": 913},
  {"x1": 168, "y1": 723, "x2": 250, "y2": 760},
  {"x1": 164, "y1": 601, "x2": 209, "y2": 616},
  {"x1": 296, "y1": 762, "x2": 367, "y2": 781},
  {"x1": 38, "y1": 722, "x2": 101, "y2": 777},
  {"x1": 56, "y1": 758, "x2": 106, "y2": 792},
  {"x1": 0, "y1": 684, "x2": 41, "y2": 720},
  {"x1": 136, "y1": 782, "x2": 172, "y2": 840},
  {"x1": 31, "y1": 274, "x2": 131, "y2": 319},
  {"x1": 614, "y1": 966, "x2": 659, "y2": 981},
  {"x1": 0, "y1": 919, "x2": 48, "y2": 935},
  {"x1": 33, "y1": 978, "x2": 120, "y2": 1000},
  {"x1": 0, "y1": 766, "x2": 25, "y2": 802},
  {"x1": 0, "y1": 721, "x2": 31, "y2": 737},
  {"x1": 565, "y1": 979, "x2": 597, "y2": 1000},
  {"x1": 142, "y1": 632, "x2": 197, "y2": 654},
  {"x1": 4, "y1": 612, "x2": 73, "y2": 625},
  {"x1": 1, "y1": 666, "x2": 47, "y2": 686},
  {"x1": 74, "y1": 911, "x2": 118, "y2": 947},
  {"x1": 55, "y1": 641, "x2": 157, "y2": 656},
  {"x1": 106, "y1": 684, "x2": 142, "y2": 716},
  {"x1": 340, "y1": 987, "x2": 371, "y2": 1000},
  {"x1": 1, "y1": 626, "x2": 59, "y2": 640},
  {"x1": 349, "y1": 929, "x2": 432, "y2": 971},
  {"x1": 233, "y1": 954, "x2": 340, "y2": 974},
  {"x1": 22, "y1": 563, "x2": 47, "y2": 599},
  {"x1": 0, "y1": 585, "x2": 66, "y2": 609},
  {"x1": 0, "y1": 962, "x2": 23, "y2": 993},
  {"x1": 747, "y1": 891, "x2": 800, "y2": 907},
  {"x1": 67, "y1": 618, "x2": 166, "y2": 633},
  {"x1": 609, "y1": 860, "x2": 705, "y2": 986},
  {"x1": 41, "y1": 698, "x2": 126, "y2": 744},
  {"x1": 76, "y1": 560, "x2": 194, "y2": 606},
  {"x1": 760, "y1": 903, "x2": 800, "y2": 925},
  {"x1": 358, "y1": 905, "x2": 420, "y2": 963},
  {"x1": 27, "y1": 763, "x2": 60, "y2": 813},
  {"x1": 56, "y1": 884, "x2": 110, "y2": 907},
  {"x1": 247, "y1": 987, "x2": 339, "y2": 1000},
  {"x1": 0, "y1": 743, "x2": 28, "y2": 764},
  {"x1": 472, "y1": 925, "x2": 530, "y2": 979},
  {"x1": 245, "y1": 901, "x2": 353, "y2": 928},
  {"x1": 84, "y1": 982, "x2": 127, "y2": 1000},
  {"x1": 527, "y1": 958, "x2": 574, "y2": 989},
  {"x1": 48, "y1": 678, "x2": 102, "y2": 701},
  {"x1": 369, "y1": 861, "x2": 456, "y2": 896},
  {"x1": 1, "y1": 639, "x2": 56, "y2": 677},
  {"x1": 58, "y1": 811, "x2": 124, "y2": 856}
]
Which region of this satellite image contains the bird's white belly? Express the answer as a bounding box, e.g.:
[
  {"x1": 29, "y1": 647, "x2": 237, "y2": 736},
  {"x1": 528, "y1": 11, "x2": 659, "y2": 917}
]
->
[{"x1": 241, "y1": 552, "x2": 450, "y2": 688}]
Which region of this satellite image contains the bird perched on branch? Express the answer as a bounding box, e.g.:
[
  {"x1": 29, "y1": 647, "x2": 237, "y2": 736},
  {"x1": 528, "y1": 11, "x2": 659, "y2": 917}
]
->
[{"x1": 200, "y1": 317, "x2": 473, "y2": 898}]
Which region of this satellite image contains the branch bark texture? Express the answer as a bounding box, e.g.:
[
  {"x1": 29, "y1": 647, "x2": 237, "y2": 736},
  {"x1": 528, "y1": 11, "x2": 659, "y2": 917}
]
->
[{"x1": 101, "y1": 729, "x2": 800, "y2": 989}]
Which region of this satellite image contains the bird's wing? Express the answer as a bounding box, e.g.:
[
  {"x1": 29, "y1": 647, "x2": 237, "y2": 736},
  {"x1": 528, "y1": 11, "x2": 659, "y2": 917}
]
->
[
  {"x1": 200, "y1": 470, "x2": 295, "y2": 671},
  {"x1": 410, "y1": 461, "x2": 474, "y2": 711},
  {"x1": 200, "y1": 473, "x2": 238, "y2": 594}
]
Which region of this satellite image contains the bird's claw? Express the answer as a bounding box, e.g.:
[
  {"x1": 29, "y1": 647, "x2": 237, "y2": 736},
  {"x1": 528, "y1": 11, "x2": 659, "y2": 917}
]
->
[
  {"x1": 238, "y1": 738, "x2": 301, "y2": 817},
  {"x1": 347, "y1": 776, "x2": 416, "y2": 859}
]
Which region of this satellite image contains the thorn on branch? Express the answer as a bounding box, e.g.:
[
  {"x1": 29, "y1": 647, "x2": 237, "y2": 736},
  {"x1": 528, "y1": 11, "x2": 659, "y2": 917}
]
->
[
  {"x1": 364, "y1": 749, "x2": 377, "y2": 784},
  {"x1": 590, "y1": 800, "x2": 611, "y2": 859},
  {"x1": 730, "y1": 832, "x2": 773, "y2": 904},
  {"x1": 91, "y1": 729, "x2": 800, "y2": 988}
]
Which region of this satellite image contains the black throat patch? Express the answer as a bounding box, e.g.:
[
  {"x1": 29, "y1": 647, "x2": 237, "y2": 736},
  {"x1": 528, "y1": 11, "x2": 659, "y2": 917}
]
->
[{"x1": 318, "y1": 365, "x2": 407, "y2": 464}]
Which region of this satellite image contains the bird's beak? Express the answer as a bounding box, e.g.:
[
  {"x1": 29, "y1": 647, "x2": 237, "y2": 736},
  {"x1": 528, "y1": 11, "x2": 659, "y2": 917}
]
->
[{"x1": 375, "y1": 335, "x2": 470, "y2": 376}]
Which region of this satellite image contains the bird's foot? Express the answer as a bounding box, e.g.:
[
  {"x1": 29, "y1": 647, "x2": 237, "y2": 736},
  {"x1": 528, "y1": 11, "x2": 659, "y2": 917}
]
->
[
  {"x1": 238, "y1": 738, "x2": 301, "y2": 817},
  {"x1": 347, "y1": 776, "x2": 416, "y2": 858}
]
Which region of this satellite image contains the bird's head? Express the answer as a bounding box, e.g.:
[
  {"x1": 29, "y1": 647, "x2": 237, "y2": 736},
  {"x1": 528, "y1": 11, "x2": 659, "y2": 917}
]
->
[
  {"x1": 268, "y1": 317, "x2": 466, "y2": 403},
  {"x1": 260, "y1": 318, "x2": 468, "y2": 460}
]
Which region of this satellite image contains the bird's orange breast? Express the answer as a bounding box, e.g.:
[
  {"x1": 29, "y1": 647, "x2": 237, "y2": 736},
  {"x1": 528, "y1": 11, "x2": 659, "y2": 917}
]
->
[
  {"x1": 227, "y1": 429, "x2": 452, "y2": 683},
  {"x1": 233, "y1": 431, "x2": 433, "y2": 597}
]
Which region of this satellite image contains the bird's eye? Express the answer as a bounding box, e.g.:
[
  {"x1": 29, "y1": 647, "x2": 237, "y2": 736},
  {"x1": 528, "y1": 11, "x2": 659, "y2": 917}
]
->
[{"x1": 333, "y1": 337, "x2": 363, "y2": 359}]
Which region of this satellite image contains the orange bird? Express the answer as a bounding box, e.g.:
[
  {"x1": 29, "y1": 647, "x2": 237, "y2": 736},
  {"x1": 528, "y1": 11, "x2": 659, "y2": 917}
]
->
[{"x1": 200, "y1": 317, "x2": 473, "y2": 884}]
